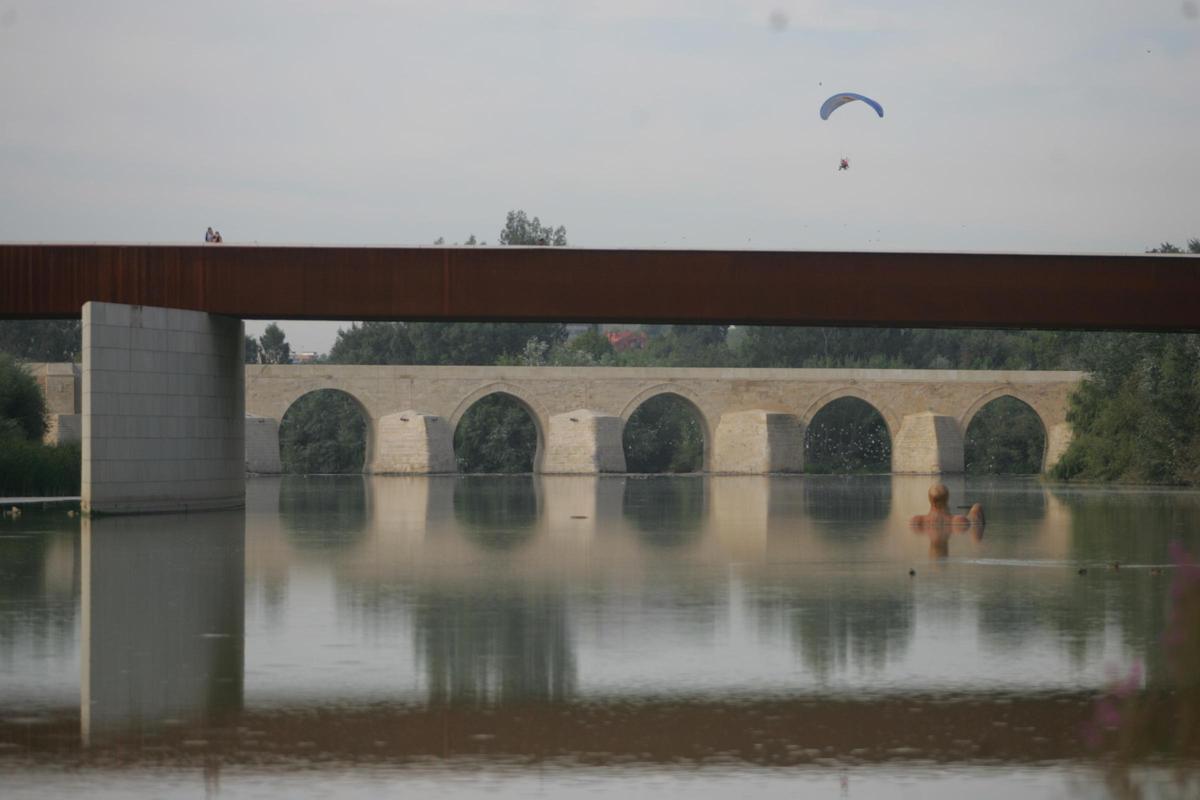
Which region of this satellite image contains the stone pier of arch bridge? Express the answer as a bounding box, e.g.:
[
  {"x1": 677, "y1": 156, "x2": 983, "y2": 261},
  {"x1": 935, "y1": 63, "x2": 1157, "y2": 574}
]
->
[{"x1": 241, "y1": 365, "x2": 1083, "y2": 475}]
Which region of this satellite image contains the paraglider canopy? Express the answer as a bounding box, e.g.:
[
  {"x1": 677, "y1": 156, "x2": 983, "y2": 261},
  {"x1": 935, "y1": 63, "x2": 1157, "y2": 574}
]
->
[{"x1": 819, "y1": 92, "x2": 884, "y2": 120}]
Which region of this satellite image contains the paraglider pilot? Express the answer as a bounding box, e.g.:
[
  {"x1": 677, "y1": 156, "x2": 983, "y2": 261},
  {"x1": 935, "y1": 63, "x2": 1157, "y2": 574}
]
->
[{"x1": 838, "y1": 158, "x2": 849, "y2": 171}]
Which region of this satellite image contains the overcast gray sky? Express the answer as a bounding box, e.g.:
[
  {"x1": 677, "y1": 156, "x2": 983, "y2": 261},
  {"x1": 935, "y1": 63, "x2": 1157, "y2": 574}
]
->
[{"x1": 2, "y1": 1, "x2": 1197, "y2": 351}]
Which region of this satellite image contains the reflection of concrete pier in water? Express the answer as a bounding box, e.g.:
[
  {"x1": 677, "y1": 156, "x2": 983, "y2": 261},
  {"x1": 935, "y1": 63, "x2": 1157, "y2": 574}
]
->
[{"x1": 81, "y1": 514, "x2": 244, "y2": 743}]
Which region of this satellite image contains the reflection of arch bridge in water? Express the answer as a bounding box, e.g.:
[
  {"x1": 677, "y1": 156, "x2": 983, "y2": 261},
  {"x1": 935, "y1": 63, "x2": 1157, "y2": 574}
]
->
[{"x1": 242, "y1": 365, "x2": 1083, "y2": 474}]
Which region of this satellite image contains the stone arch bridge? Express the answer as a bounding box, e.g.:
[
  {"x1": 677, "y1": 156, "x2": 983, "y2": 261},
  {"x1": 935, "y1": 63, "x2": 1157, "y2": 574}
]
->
[{"x1": 239, "y1": 365, "x2": 1083, "y2": 475}]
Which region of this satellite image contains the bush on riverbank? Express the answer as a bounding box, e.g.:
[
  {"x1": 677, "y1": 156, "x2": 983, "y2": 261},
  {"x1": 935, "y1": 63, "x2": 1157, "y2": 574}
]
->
[
  {"x1": 0, "y1": 438, "x2": 81, "y2": 497},
  {"x1": 0, "y1": 352, "x2": 81, "y2": 497},
  {"x1": 1051, "y1": 333, "x2": 1200, "y2": 486},
  {"x1": 0, "y1": 353, "x2": 47, "y2": 442}
]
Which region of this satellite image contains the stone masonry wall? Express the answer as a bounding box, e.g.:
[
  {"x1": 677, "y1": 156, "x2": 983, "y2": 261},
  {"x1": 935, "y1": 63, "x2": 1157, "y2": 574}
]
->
[
  {"x1": 712, "y1": 410, "x2": 805, "y2": 474},
  {"x1": 542, "y1": 410, "x2": 626, "y2": 474},
  {"x1": 892, "y1": 413, "x2": 964, "y2": 474},
  {"x1": 369, "y1": 411, "x2": 457, "y2": 474}
]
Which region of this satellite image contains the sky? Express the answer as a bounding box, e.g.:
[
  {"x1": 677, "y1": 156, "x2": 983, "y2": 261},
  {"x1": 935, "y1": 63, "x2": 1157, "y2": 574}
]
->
[{"x1": 1, "y1": 1, "x2": 1197, "y2": 352}]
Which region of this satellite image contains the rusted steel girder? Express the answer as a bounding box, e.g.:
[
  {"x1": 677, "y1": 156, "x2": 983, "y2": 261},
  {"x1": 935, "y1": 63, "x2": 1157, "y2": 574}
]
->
[{"x1": 2, "y1": 243, "x2": 1198, "y2": 330}]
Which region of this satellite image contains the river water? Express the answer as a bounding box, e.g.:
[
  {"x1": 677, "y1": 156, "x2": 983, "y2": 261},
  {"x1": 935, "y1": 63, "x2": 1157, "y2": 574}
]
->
[{"x1": 1, "y1": 475, "x2": 1198, "y2": 798}]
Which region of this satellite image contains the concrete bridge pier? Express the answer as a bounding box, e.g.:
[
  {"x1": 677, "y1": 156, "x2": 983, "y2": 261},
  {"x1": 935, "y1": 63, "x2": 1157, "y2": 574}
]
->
[
  {"x1": 711, "y1": 410, "x2": 805, "y2": 474},
  {"x1": 542, "y1": 410, "x2": 626, "y2": 474},
  {"x1": 892, "y1": 412, "x2": 965, "y2": 474},
  {"x1": 367, "y1": 410, "x2": 457, "y2": 474},
  {"x1": 82, "y1": 301, "x2": 245, "y2": 514}
]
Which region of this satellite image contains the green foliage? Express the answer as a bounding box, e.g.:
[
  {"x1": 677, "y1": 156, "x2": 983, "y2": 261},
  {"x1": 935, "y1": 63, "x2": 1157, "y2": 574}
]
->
[
  {"x1": 259, "y1": 323, "x2": 291, "y2": 365},
  {"x1": 0, "y1": 353, "x2": 47, "y2": 442},
  {"x1": 1147, "y1": 239, "x2": 1200, "y2": 254},
  {"x1": 736, "y1": 326, "x2": 1085, "y2": 370},
  {"x1": 331, "y1": 321, "x2": 565, "y2": 366},
  {"x1": 1052, "y1": 333, "x2": 1200, "y2": 485},
  {"x1": 454, "y1": 395, "x2": 537, "y2": 473},
  {"x1": 0, "y1": 440, "x2": 80, "y2": 496},
  {"x1": 279, "y1": 391, "x2": 366, "y2": 474},
  {"x1": 567, "y1": 330, "x2": 615, "y2": 363},
  {"x1": 498, "y1": 210, "x2": 567, "y2": 246},
  {"x1": 965, "y1": 397, "x2": 1046, "y2": 475},
  {"x1": 244, "y1": 335, "x2": 260, "y2": 364},
  {"x1": 408, "y1": 322, "x2": 565, "y2": 365},
  {"x1": 804, "y1": 397, "x2": 891, "y2": 474},
  {"x1": 433, "y1": 234, "x2": 484, "y2": 246},
  {"x1": 623, "y1": 394, "x2": 704, "y2": 473},
  {"x1": 329, "y1": 322, "x2": 414, "y2": 364},
  {"x1": 618, "y1": 325, "x2": 735, "y2": 368},
  {"x1": 0, "y1": 320, "x2": 81, "y2": 362}
]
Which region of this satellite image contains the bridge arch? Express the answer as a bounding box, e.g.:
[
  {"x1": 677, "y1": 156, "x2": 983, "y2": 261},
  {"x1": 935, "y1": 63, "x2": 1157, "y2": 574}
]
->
[
  {"x1": 960, "y1": 387, "x2": 1050, "y2": 474},
  {"x1": 802, "y1": 386, "x2": 896, "y2": 474},
  {"x1": 450, "y1": 382, "x2": 550, "y2": 472},
  {"x1": 619, "y1": 383, "x2": 714, "y2": 472},
  {"x1": 801, "y1": 386, "x2": 899, "y2": 439},
  {"x1": 959, "y1": 386, "x2": 1054, "y2": 436},
  {"x1": 278, "y1": 387, "x2": 374, "y2": 474}
]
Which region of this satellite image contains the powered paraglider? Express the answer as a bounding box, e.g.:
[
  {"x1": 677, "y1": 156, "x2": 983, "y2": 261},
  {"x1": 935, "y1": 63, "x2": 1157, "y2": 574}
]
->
[{"x1": 819, "y1": 92, "x2": 885, "y2": 120}]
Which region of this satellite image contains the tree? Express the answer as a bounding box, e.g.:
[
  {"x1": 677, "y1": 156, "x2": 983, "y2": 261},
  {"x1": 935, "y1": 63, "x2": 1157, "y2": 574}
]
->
[
  {"x1": 623, "y1": 395, "x2": 704, "y2": 473},
  {"x1": 244, "y1": 335, "x2": 260, "y2": 364},
  {"x1": 330, "y1": 321, "x2": 565, "y2": 366},
  {"x1": 1148, "y1": 240, "x2": 1200, "y2": 254},
  {"x1": 433, "y1": 234, "x2": 483, "y2": 245},
  {"x1": 735, "y1": 326, "x2": 1084, "y2": 371},
  {"x1": 279, "y1": 390, "x2": 366, "y2": 473},
  {"x1": 964, "y1": 397, "x2": 1046, "y2": 474},
  {"x1": 259, "y1": 323, "x2": 291, "y2": 365},
  {"x1": 454, "y1": 395, "x2": 538, "y2": 473},
  {"x1": 565, "y1": 330, "x2": 614, "y2": 363},
  {"x1": 406, "y1": 322, "x2": 565, "y2": 365},
  {"x1": 1051, "y1": 241, "x2": 1200, "y2": 485},
  {"x1": 0, "y1": 320, "x2": 81, "y2": 362},
  {"x1": 804, "y1": 397, "x2": 891, "y2": 473},
  {"x1": 329, "y1": 322, "x2": 413, "y2": 364},
  {"x1": 0, "y1": 353, "x2": 47, "y2": 441},
  {"x1": 1053, "y1": 332, "x2": 1200, "y2": 485},
  {"x1": 639, "y1": 325, "x2": 733, "y2": 367},
  {"x1": 499, "y1": 210, "x2": 567, "y2": 246}
]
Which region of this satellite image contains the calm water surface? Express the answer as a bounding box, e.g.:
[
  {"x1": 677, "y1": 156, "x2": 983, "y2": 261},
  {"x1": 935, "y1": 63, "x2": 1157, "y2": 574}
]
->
[{"x1": 2, "y1": 475, "x2": 1198, "y2": 798}]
